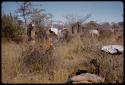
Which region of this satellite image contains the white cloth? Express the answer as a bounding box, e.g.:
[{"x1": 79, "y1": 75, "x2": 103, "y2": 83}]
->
[
  {"x1": 101, "y1": 45, "x2": 123, "y2": 54},
  {"x1": 89, "y1": 30, "x2": 99, "y2": 36},
  {"x1": 32, "y1": 24, "x2": 35, "y2": 27},
  {"x1": 50, "y1": 27, "x2": 58, "y2": 35}
]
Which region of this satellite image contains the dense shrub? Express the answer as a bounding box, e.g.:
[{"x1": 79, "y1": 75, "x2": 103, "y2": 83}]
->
[
  {"x1": 1, "y1": 13, "x2": 25, "y2": 43},
  {"x1": 20, "y1": 44, "x2": 57, "y2": 74},
  {"x1": 35, "y1": 27, "x2": 48, "y2": 42}
]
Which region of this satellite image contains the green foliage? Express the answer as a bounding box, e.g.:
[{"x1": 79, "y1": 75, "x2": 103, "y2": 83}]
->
[{"x1": 1, "y1": 13, "x2": 25, "y2": 43}]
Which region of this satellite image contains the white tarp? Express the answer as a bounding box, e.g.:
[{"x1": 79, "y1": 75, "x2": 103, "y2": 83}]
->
[
  {"x1": 32, "y1": 23, "x2": 35, "y2": 27},
  {"x1": 89, "y1": 30, "x2": 99, "y2": 36},
  {"x1": 101, "y1": 45, "x2": 123, "y2": 54},
  {"x1": 50, "y1": 27, "x2": 58, "y2": 35}
]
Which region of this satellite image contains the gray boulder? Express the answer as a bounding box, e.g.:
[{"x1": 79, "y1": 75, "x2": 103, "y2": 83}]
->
[{"x1": 69, "y1": 73, "x2": 104, "y2": 83}]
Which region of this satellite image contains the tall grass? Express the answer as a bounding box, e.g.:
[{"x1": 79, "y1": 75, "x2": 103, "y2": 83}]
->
[{"x1": 2, "y1": 31, "x2": 123, "y2": 83}]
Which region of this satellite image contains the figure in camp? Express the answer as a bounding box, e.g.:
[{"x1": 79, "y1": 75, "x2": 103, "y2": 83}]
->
[{"x1": 27, "y1": 22, "x2": 35, "y2": 41}]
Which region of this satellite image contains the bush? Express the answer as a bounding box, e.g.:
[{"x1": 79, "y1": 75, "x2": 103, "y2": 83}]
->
[
  {"x1": 87, "y1": 49, "x2": 123, "y2": 83},
  {"x1": 35, "y1": 27, "x2": 48, "y2": 42},
  {"x1": 20, "y1": 44, "x2": 57, "y2": 74},
  {"x1": 1, "y1": 13, "x2": 25, "y2": 43}
]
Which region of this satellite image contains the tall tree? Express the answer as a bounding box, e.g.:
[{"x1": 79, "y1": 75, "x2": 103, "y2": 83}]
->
[
  {"x1": 16, "y1": 2, "x2": 50, "y2": 27},
  {"x1": 31, "y1": 8, "x2": 53, "y2": 29},
  {"x1": 16, "y1": 2, "x2": 32, "y2": 26}
]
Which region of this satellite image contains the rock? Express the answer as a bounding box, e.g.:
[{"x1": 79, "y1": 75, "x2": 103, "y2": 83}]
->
[
  {"x1": 73, "y1": 81, "x2": 92, "y2": 84},
  {"x1": 70, "y1": 73, "x2": 104, "y2": 83},
  {"x1": 101, "y1": 45, "x2": 123, "y2": 54}
]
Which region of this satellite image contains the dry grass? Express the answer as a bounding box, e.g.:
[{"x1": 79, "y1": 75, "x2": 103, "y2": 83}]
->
[
  {"x1": 1, "y1": 31, "x2": 123, "y2": 83},
  {"x1": 2, "y1": 42, "x2": 22, "y2": 83}
]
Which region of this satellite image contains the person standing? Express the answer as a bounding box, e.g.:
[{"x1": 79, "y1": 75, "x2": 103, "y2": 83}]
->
[{"x1": 27, "y1": 22, "x2": 34, "y2": 41}]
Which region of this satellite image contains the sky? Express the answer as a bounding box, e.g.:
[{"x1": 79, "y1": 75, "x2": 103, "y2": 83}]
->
[{"x1": 2, "y1": 1, "x2": 123, "y2": 23}]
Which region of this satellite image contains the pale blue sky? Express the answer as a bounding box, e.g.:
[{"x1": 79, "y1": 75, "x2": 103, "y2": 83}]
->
[{"x1": 2, "y1": 1, "x2": 123, "y2": 23}]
